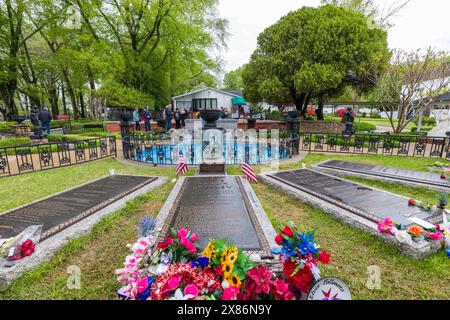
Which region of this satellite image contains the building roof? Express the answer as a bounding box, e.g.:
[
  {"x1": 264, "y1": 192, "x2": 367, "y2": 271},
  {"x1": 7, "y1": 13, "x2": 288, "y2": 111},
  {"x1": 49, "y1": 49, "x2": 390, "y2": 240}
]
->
[
  {"x1": 172, "y1": 87, "x2": 241, "y2": 100},
  {"x1": 436, "y1": 91, "x2": 450, "y2": 102},
  {"x1": 222, "y1": 89, "x2": 243, "y2": 97}
]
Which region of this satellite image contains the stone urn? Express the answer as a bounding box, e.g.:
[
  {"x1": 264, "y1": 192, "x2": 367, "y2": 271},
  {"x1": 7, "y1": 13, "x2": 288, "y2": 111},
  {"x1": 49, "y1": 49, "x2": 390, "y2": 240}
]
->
[
  {"x1": 200, "y1": 110, "x2": 222, "y2": 129},
  {"x1": 12, "y1": 115, "x2": 27, "y2": 124},
  {"x1": 247, "y1": 118, "x2": 257, "y2": 129}
]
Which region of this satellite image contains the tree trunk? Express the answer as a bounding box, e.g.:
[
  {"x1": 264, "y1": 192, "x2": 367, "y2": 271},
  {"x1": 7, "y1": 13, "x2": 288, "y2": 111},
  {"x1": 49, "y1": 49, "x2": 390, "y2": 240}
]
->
[
  {"x1": 79, "y1": 92, "x2": 86, "y2": 118},
  {"x1": 88, "y1": 68, "x2": 99, "y2": 120},
  {"x1": 63, "y1": 71, "x2": 79, "y2": 119},
  {"x1": 61, "y1": 83, "x2": 67, "y2": 115},
  {"x1": 316, "y1": 93, "x2": 325, "y2": 121}
]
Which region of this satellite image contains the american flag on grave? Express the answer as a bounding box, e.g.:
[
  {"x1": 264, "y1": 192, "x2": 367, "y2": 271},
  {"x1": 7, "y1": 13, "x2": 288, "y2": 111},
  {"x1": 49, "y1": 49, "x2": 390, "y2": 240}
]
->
[
  {"x1": 242, "y1": 162, "x2": 258, "y2": 183},
  {"x1": 176, "y1": 153, "x2": 188, "y2": 176}
]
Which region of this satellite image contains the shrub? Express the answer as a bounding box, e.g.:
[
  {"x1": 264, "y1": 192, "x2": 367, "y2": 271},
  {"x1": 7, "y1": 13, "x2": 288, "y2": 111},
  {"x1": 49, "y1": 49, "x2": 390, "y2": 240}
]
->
[
  {"x1": 0, "y1": 137, "x2": 31, "y2": 147},
  {"x1": 410, "y1": 126, "x2": 433, "y2": 132},
  {"x1": 354, "y1": 122, "x2": 377, "y2": 132}
]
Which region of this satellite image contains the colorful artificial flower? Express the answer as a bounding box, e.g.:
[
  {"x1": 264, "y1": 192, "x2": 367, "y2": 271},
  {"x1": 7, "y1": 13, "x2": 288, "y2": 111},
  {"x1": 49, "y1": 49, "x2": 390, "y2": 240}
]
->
[
  {"x1": 222, "y1": 286, "x2": 240, "y2": 300},
  {"x1": 275, "y1": 234, "x2": 284, "y2": 246},
  {"x1": 225, "y1": 273, "x2": 242, "y2": 288},
  {"x1": 157, "y1": 237, "x2": 174, "y2": 249},
  {"x1": 318, "y1": 251, "x2": 331, "y2": 264},
  {"x1": 202, "y1": 242, "x2": 215, "y2": 259},
  {"x1": 223, "y1": 247, "x2": 238, "y2": 264},
  {"x1": 183, "y1": 284, "x2": 200, "y2": 300},
  {"x1": 407, "y1": 225, "x2": 424, "y2": 237},
  {"x1": 20, "y1": 239, "x2": 35, "y2": 258},
  {"x1": 282, "y1": 226, "x2": 294, "y2": 237},
  {"x1": 408, "y1": 199, "x2": 416, "y2": 206},
  {"x1": 394, "y1": 229, "x2": 413, "y2": 245},
  {"x1": 378, "y1": 218, "x2": 396, "y2": 235},
  {"x1": 222, "y1": 261, "x2": 234, "y2": 276},
  {"x1": 246, "y1": 265, "x2": 273, "y2": 296},
  {"x1": 425, "y1": 231, "x2": 444, "y2": 241},
  {"x1": 283, "y1": 259, "x2": 313, "y2": 294},
  {"x1": 272, "y1": 279, "x2": 294, "y2": 300}
]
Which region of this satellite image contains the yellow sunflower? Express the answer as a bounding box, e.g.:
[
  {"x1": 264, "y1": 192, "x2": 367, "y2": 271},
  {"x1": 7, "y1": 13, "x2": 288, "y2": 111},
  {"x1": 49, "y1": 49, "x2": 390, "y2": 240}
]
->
[
  {"x1": 221, "y1": 246, "x2": 238, "y2": 264},
  {"x1": 201, "y1": 242, "x2": 215, "y2": 259},
  {"x1": 225, "y1": 274, "x2": 242, "y2": 288},
  {"x1": 222, "y1": 260, "x2": 234, "y2": 277},
  {"x1": 225, "y1": 247, "x2": 238, "y2": 264}
]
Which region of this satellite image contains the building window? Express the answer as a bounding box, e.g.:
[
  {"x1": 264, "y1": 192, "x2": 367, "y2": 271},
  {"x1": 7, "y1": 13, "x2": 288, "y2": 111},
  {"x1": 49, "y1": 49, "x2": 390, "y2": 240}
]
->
[{"x1": 192, "y1": 99, "x2": 218, "y2": 111}]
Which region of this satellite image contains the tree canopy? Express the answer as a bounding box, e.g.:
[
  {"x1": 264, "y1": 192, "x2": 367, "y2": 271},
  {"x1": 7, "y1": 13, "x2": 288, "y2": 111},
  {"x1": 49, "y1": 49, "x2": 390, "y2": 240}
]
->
[
  {"x1": 0, "y1": 0, "x2": 228, "y2": 120},
  {"x1": 242, "y1": 4, "x2": 390, "y2": 119}
]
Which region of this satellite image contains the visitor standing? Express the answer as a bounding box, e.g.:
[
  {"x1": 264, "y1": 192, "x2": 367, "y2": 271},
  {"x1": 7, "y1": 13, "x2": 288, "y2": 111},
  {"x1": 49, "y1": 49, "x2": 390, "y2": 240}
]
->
[
  {"x1": 165, "y1": 104, "x2": 173, "y2": 132},
  {"x1": 38, "y1": 108, "x2": 52, "y2": 134},
  {"x1": 133, "y1": 108, "x2": 141, "y2": 131},
  {"x1": 174, "y1": 108, "x2": 181, "y2": 129},
  {"x1": 181, "y1": 109, "x2": 187, "y2": 127},
  {"x1": 143, "y1": 107, "x2": 151, "y2": 132},
  {"x1": 220, "y1": 107, "x2": 226, "y2": 119}
]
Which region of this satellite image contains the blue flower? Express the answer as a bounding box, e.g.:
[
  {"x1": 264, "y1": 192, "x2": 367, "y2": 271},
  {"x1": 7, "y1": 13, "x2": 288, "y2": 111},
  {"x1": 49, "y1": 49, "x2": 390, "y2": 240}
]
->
[
  {"x1": 281, "y1": 241, "x2": 297, "y2": 259},
  {"x1": 138, "y1": 216, "x2": 156, "y2": 237},
  {"x1": 190, "y1": 257, "x2": 210, "y2": 269}
]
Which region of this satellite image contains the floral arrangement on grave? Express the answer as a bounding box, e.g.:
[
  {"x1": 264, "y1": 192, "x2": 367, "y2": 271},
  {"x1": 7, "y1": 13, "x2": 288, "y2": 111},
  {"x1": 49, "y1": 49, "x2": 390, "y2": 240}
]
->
[
  {"x1": 115, "y1": 217, "x2": 330, "y2": 300},
  {"x1": 377, "y1": 218, "x2": 444, "y2": 245},
  {"x1": 272, "y1": 221, "x2": 331, "y2": 295},
  {"x1": 407, "y1": 198, "x2": 433, "y2": 212}
]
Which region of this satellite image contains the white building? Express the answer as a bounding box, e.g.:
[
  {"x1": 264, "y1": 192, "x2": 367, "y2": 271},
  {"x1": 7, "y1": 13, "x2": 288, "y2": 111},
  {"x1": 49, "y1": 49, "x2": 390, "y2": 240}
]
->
[{"x1": 172, "y1": 88, "x2": 248, "y2": 118}]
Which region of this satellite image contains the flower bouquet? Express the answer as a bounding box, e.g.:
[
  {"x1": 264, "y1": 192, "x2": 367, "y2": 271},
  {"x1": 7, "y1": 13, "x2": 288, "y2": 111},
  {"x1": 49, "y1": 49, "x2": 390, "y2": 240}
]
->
[
  {"x1": 271, "y1": 221, "x2": 331, "y2": 295},
  {"x1": 378, "y1": 217, "x2": 444, "y2": 245},
  {"x1": 115, "y1": 217, "x2": 330, "y2": 300}
]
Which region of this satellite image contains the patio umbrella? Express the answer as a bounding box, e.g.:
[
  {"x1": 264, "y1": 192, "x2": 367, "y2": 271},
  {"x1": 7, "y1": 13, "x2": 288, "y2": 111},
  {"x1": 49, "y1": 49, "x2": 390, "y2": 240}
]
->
[{"x1": 232, "y1": 96, "x2": 247, "y2": 106}]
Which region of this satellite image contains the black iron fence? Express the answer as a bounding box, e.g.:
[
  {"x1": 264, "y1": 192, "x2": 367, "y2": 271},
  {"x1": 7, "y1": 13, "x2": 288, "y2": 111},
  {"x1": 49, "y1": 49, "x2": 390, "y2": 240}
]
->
[
  {"x1": 122, "y1": 130, "x2": 300, "y2": 165},
  {"x1": 300, "y1": 132, "x2": 450, "y2": 159},
  {"x1": 0, "y1": 136, "x2": 117, "y2": 178}
]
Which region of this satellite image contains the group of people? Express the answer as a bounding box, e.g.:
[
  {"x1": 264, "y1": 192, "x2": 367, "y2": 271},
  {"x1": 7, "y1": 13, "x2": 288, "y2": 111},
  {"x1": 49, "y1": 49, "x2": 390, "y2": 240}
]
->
[
  {"x1": 132, "y1": 107, "x2": 153, "y2": 132},
  {"x1": 163, "y1": 104, "x2": 189, "y2": 132}
]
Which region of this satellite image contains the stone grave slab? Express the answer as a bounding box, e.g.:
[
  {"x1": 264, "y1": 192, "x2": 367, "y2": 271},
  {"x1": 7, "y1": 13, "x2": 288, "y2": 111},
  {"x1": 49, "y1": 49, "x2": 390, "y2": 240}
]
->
[
  {"x1": 269, "y1": 169, "x2": 435, "y2": 227},
  {"x1": 0, "y1": 175, "x2": 157, "y2": 240},
  {"x1": 260, "y1": 170, "x2": 443, "y2": 259},
  {"x1": 317, "y1": 160, "x2": 450, "y2": 190},
  {"x1": 156, "y1": 176, "x2": 275, "y2": 258}
]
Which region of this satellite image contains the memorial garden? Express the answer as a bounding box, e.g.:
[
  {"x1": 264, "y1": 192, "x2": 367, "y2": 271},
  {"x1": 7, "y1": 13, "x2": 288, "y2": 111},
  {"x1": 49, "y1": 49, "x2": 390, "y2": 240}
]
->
[{"x1": 0, "y1": 0, "x2": 449, "y2": 302}]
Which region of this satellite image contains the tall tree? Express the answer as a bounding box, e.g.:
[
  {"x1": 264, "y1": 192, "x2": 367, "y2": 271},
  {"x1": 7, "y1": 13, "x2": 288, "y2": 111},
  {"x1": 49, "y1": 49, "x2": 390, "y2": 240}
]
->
[
  {"x1": 243, "y1": 5, "x2": 390, "y2": 120},
  {"x1": 223, "y1": 65, "x2": 245, "y2": 90}
]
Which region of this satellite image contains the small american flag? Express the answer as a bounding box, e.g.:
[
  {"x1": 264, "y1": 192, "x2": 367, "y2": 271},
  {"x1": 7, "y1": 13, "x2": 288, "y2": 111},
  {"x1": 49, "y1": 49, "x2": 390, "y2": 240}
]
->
[
  {"x1": 242, "y1": 162, "x2": 258, "y2": 183},
  {"x1": 176, "y1": 153, "x2": 188, "y2": 175}
]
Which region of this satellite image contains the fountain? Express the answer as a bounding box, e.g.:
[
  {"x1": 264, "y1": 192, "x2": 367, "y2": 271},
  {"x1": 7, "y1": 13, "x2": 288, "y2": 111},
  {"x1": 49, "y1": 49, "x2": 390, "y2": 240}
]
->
[{"x1": 199, "y1": 110, "x2": 225, "y2": 174}]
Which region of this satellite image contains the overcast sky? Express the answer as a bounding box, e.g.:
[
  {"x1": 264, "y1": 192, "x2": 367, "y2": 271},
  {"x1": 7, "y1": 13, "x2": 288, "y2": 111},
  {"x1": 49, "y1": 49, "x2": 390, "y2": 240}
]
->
[{"x1": 218, "y1": 0, "x2": 450, "y2": 72}]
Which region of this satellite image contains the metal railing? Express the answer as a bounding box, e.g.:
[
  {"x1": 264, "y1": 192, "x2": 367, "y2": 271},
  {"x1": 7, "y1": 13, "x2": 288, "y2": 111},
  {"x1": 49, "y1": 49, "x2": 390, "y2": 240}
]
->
[
  {"x1": 122, "y1": 130, "x2": 300, "y2": 165},
  {"x1": 0, "y1": 136, "x2": 117, "y2": 178},
  {"x1": 299, "y1": 132, "x2": 450, "y2": 159}
]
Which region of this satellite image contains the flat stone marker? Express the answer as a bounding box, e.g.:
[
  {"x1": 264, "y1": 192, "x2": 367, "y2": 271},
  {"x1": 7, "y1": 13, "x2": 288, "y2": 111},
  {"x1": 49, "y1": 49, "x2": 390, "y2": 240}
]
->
[
  {"x1": 0, "y1": 175, "x2": 157, "y2": 240},
  {"x1": 318, "y1": 160, "x2": 450, "y2": 189},
  {"x1": 159, "y1": 176, "x2": 266, "y2": 251},
  {"x1": 269, "y1": 170, "x2": 434, "y2": 227}
]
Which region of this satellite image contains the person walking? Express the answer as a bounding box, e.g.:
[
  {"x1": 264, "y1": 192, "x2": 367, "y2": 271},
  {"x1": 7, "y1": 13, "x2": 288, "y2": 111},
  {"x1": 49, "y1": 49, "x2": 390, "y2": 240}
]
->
[
  {"x1": 165, "y1": 104, "x2": 173, "y2": 132},
  {"x1": 133, "y1": 108, "x2": 141, "y2": 131},
  {"x1": 38, "y1": 108, "x2": 52, "y2": 134},
  {"x1": 143, "y1": 107, "x2": 151, "y2": 132}
]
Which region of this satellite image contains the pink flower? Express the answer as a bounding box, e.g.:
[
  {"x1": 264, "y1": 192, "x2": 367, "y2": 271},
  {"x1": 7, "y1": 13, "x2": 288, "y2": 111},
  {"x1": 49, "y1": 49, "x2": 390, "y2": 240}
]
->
[
  {"x1": 167, "y1": 276, "x2": 182, "y2": 291},
  {"x1": 125, "y1": 255, "x2": 141, "y2": 268},
  {"x1": 177, "y1": 228, "x2": 189, "y2": 239},
  {"x1": 378, "y1": 218, "x2": 395, "y2": 235},
  {"x1": 222, "y1": 286, "x2": 240, "y2": 300},
  {"x1": 426, "y1": 232, "x2": 444, "y2": 241},
  {"x1": 180, "y1": 237, "x2": 197, "y2": 254},
  {"x1": 137, "y1": 277, "x2": 149, "y2": 294},
  {"x1": 183, "y1": 284, "x2": 200, "y2": 299},
  {"x1": 190, "y1": 233, "x2": 198, "y2": 242}
]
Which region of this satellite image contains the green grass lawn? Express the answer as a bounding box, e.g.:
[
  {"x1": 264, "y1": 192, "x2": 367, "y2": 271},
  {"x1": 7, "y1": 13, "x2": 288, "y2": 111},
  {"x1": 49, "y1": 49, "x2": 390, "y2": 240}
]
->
[{"x1": 0, "y1": 155, "x2": 449, "y2": 299}]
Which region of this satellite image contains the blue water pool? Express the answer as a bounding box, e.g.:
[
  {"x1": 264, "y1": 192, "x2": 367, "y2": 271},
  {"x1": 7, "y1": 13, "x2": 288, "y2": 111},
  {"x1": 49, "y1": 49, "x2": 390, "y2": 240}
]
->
[{"x1": 131, "y1": 142, "x2": 290, "y2": 165}]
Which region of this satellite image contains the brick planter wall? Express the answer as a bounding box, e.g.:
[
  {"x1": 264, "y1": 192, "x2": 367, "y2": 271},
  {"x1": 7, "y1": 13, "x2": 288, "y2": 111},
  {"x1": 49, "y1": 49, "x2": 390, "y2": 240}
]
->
[{"x1": 300, "y1": 121, "x2": 345, "y2": 134}]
